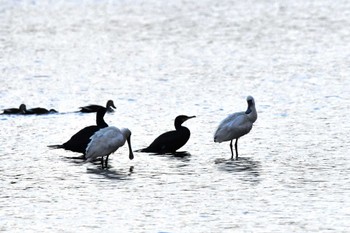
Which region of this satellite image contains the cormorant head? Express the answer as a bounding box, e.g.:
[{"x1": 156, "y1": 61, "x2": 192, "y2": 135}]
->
[{"x1": 174, "y1": 115, "x2": 196, "y2": 128}]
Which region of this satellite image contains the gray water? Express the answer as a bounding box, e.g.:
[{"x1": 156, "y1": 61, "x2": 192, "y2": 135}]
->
[{"x1": 1, "y1": 0, "x2": 350, "y2": 232}]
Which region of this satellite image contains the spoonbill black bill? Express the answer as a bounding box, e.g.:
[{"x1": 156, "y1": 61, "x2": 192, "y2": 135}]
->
[
  {"x1": 85, "y1": 127, "x2": 134, "y2": 169},
  {"x1": 214, "y1": 96, "x2": 257, "y2": 160},
  {"x1": 138, "y1": 115, "x2": 196, "y2": 154},
  {"x1": 79, "y1": 100, "x2": 116, "y2": 113},
  {"x1": 48, "y1": 107, "x2": 109, "y2": 155}
]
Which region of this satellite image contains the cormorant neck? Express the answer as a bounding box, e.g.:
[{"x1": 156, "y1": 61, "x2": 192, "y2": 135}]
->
[
  {"x1": 96, "y1": 108, "x2": 108, "y2": 127},
  {"x1": 175, "y1": 120, "x2": 185, "y2": 130}
]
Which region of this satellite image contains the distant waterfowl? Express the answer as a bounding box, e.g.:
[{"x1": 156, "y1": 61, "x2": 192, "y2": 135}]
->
[
  {"x1": 79, "y1": 100, "x2": 116, "y2": 113},
  {"x1": 85, "y1": 127, "x2": 134, "y2": 169},
  {"x1": 214, "y1": 96, "x2": 257, "y2": 160},
  {"x1": 48, "y1": 107, "x2": 109, "y2": 155},
  {"x1": 2, "y1": 104, "x2": 26, "y2": 114},
  {"x1": 138, "y1": 115, "x2": 196, "y2": 153},
  {"x1": 25, "y1": 107, "x2": 58, "y2": 115}
]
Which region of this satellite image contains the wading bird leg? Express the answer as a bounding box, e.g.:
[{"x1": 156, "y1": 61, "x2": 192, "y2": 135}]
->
[
  {"x1": 235, "y1": 138, "x2": 239, "y2": 160},
  {"x1": 230, "y1": 139, "x2": 234, "y2": 160},
  {"x1": 105, "y1": 155, "x2": 109, "y2": 168}
]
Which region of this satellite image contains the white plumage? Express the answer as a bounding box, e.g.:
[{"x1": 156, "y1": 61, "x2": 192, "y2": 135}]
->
[
  {"x1": 214, "y1": 96, "x2": 257, "y2": 159},
  {"x1": 85, "y1": 126, "x2": 134, "y2": 168}
]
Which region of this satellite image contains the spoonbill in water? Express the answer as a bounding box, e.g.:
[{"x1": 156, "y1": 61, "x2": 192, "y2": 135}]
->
[
  {"x1": 85, "y1": 127, "x2": 134, "y2": 169},
  {"x1": 137, "y1": 115, "x2": 196, "y2": 154},
  {"x1": 214, "y1": 96, "x2": 257, "y2": 160},
  {"x1": 79, "y1": 100, "x2": 116, "y2": 113}
]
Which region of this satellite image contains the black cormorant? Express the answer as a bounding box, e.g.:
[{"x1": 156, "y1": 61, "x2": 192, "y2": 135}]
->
[
  {"x1": 138, "y1": 115, "x2": 195, "y2": 153},
  {"x1": 49, "y1": 107, "x2": 109, "y2": 156}
]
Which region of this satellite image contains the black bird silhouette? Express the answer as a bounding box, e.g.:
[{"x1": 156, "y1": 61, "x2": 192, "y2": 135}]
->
[
  {"x1": 2, "y1": 104, "x2": 27, "y2": 114},
  {"x1": 25, "y1": 107, "x2": 58, "y2": 115},
  {"x1": 48, "y1": 107, "x2": 109, "y2": 155},
  {"x1": 79, "y1": 100, "x2": 116, "y2": 113},
  {"x1": 138, "y1": 115, "x2": 196, "y2": 153}
]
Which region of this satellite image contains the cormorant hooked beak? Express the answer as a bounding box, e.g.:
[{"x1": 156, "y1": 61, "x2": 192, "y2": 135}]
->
[{"x1": 183, "y1": 115, "x2": 196, "y2": 123}]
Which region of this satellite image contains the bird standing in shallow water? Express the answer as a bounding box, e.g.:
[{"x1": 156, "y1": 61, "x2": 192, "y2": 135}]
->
[
  {"x1": 79, "y1": 100, "x2": 116, "y2": 113},
  {"x1": 48, "y1": 107, "x2": 109, "y2": 156},
  {"x1": 214, "y1": 96, "x2": 257, "y2": 160},
  {"x1": 138, "y1": 115, "x2": 196, "y2": 154},
  {"x1": 85, "y1": 127, "x2": 134, "y2": 169}
]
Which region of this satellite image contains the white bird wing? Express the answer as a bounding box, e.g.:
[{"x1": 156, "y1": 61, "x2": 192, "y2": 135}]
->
[
  {"x1": 227, "y1": 115, "x2": 252, "y2": 135},
  {"x1": 85, "y1": 127, "x2": 125, "y2": 161},
  {"x1": 218, "y1": 112, "x2": 244, "y2": 128},
  {"x1": 214, "y1": 112, "x2": 251, "y2": 142}
]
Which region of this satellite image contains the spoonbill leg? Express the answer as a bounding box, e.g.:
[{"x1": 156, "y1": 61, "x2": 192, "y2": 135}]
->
[
  {"x1": 230, "y1": 140, "x2": 234, "y2": 159},
  {"x1": 234, "y1": 139, "x2": 238, "y2": 160},
  {"x1": 105, "y1": 155, "x2": 110, "y2": 168},
  {"x1": 229, "y1": 139, "x2": 239, "y2": 160}
]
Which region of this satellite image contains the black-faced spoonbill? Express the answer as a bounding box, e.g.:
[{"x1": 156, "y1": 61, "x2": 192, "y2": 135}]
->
[
  {"x1": 85, "y1": 127, "x2": 134, "y2": 169},
  {"x1": 79, "y1": 100, "x2": 116, "y2": 113},
  {"x1": 48, "y1": 107, "x2": 109, "y2": 155},
  {"x1": 214, "y1": 96, "x2": 257, "y2": 160},
  {"x1": 137, "y1": 115, "x2": 196, "y2": 153},
  {"x1": 2, "y1": 104, "x2": 27, "y2": 114}
]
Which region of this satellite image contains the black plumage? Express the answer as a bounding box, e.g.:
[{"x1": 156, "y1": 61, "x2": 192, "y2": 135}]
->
[
  {"x1": 79, "y1": 100, "x2": 116, "y2": 113},
  {"x1": 48, "y1": 107, "x2": 108, "y2": 155},
  {"x1": 25, "y1": 107, "x2": 58, "y2": 115},
  {"x1": 138, "y1": 115, "x2": 195, "y2": 153},
  {"x1": 2, "y1": 104, "x2": 26, "y2": 114}
]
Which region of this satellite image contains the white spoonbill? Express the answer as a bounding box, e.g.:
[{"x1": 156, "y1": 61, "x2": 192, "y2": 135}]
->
[
  {"x1": 85, "y1": 127, "x2": 134, "y2": 169},
  {"x1": 214, "y1": 96, "x2": 257, "y2": 160}
]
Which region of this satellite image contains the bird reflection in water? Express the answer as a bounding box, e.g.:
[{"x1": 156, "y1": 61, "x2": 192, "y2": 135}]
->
[
  {"x1": 146, "y1": 151, "x2": 192, "y2": 163},
  {"x1": 215, "y1": 157, "x2": 261, "y2": 183},
  {"x1": 86, "y1": 166, "x2": 134, "y2": 180}
]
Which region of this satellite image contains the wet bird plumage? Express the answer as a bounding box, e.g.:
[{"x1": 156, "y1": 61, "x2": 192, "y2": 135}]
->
[
  {"x1": 214, "y1": 96, "x2": 257, "y2": 159},
  {"x1": 139, "y1": 115, "x2": 195, "y2": 153}
]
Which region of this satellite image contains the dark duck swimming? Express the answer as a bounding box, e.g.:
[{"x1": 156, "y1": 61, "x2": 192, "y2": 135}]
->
[
  {"x1": 48, "y1": 107, "x2": 109, "y2": 156},
  {"x1": 138, "y1": 115, "x2": 196, "y2": 153},
  {"x1": 25, "y1": 107, "x2": 58, "y2": 115},
  {"x1": 2, "y1": 104, "x2": 27, "y2": 114},
  {"x1": 79, "y1": 100, "x2": 116, "y2": 113}
]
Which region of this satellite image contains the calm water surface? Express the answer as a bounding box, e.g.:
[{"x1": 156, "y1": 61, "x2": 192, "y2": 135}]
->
[{"x1": 1, "y1": 0, "x2": 350, "y2": 232}]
